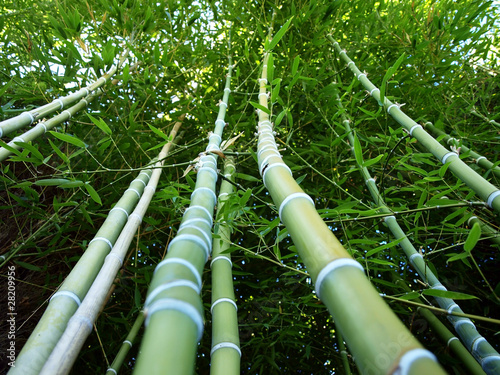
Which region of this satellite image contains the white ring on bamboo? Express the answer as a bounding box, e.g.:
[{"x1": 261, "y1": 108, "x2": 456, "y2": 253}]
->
[
  {"x1": 475, "y1": 156, "x2": 486, "y2": 164},
  {"x1": 200, "y1": 160, "x2": 217, "y2": 169},
  {"x1": 258, "y1": 145, "x2": 279, "y2": 158},
  {"x1": 0, "y1": 255, "x2": 5, "y2": 261},
  {"x1": 395, "y1": 349, "x2": 437, "y2": 374},
  {"x1": 441, "y1": 152, "x2": 458, "y2": 164},
  {"x1": 145, "y1": 280, "x2": 201, "y2": 307},
  {"x1": 22, "y1": 111, "x2": 35, "y2": 124},
  {"x1": 347, "y1": 61, "x2": 355, "y2": 68},
  {"x1": 50, "y1": 290, "x2": 82, "y2": 306},
  {"x1": 409, "y1": 124, "x2": 422, "y2": 136},
  {"x1": 139, "y1": 170, "x2": 151, "y2": 178},
  {"x1": 447, "y1": 303, "x2": 459, "y2": 315},
  {"x1": 106, "y1": 252, "x2": 123, "y2": 266},
  {"x1": 278, "y1": 193, "x2": 314, "y2": 220},
  {"x1": 205, "y1": 143, "x2": 221, "y2": 152},
  {"x1": 154, "y1": 258, "x2": 202, "y2": 288},
  {"x1": 125, "y1": 188, "x2": 141, "y2": 198},
  {"x1": 482, "y1": 356, "x2": 500, "y2": 368},
  {"x1": 366, "y1": 178, "x2": 375, "y2": 185},
  {"x1": 315, "y1": 259, "x2": 364, "y2": 298},
  {"x1": 258, "y1": 133, "x2": 275, "y2": 142},
  {"x1": 447, "y1": 337, "x2": 459, "y2": 347},
  {"x1": 13, "y1": 136, "x2": 25, "y2": 144},
  {"x1": 62, "y1": 110, "x2": 72, "y2": 119},
  {"x1": 202, "y1": 154, "x2": 217, "y2": 164},
  {"x1": 198, "y1": 166, "x2": 218, "y2": 181},
  {"x1": 357, "y1": 73, "x2": 366, "y2": 80},
  {"x1": 123, "y1": 340, "x2": 133, "y2": 347},
  {"x1": 409, "y1": 253, "x2": 423, "y2": 265},
  {"x1": 215, "y1": 119, "x2": 226, "y2": 127},
  {"x1": 168, "y1": 234, "x2": 210, "y2": 260},
  {"x1": 258, "y1": 140, "x2": 276, "y2": 150},
  {"x1": 144, "y1": 185, "x2": 156, "y2": 194},
  {"x1": 81, "y1": 98, "x2": 89, "y2": 106},
  {"x1": 262, "y1": 163, "x2": 292, "y2": 184},
  {"x1": 71, "y1": 314, "x2": 93, "y2": 331},
  {"x1": 209, "y1": 133, "x2": 222, "y2": 143},
  {"x1": 211, "y1": 342, "x2": 241, "y2": 357},
  {"x1": 40, "y1": 123, "x2": 48, "y2": 133},
  {"x1": 191, "y1": 187, "x2": 217, "y2": 205},
  {"x1": 446, "y1": 137, "x2": 458, "y2": 145},
  {"x1": 259, "y1": 154, "x2": 282, "y2": 175},
  {"x1": 218, "y1": 192, "x2": 229, "y2": 199},
  {"x1": 184, "y1": 206, "x2": 213, "y2": 226},
  {"x1": 219, "y1": 101, "x2": 228, "y2": 108},
  {"x1": 211, "y1": 297, "x2": 237, "y2": 313},
  {"x1": 106, "y1": 368, "x2": 117, "y2": 375},
  {"x1": 453, "y1": 319, "x2": 476, "y2": 330},
  {"x1": 467, "y1": 216, "x2": 477, "y2": 226},
  {"x1": 89, "y1": 237, "x2": 113, "y2": 249},
  {"x1": 110, "y1": 206, "x2": 129, "y2": 218},
  {"x1": 431, "y1": 283, "x2": 447, "y2": 291},
  {"x1": 129, "y1": 212, "x2": 142, "y2": 223},
  {"x1": 82, "y1": 88, "x2": 89, "y2": 96},
  {"x1": 145, "y1": 298, "x2": 204, "y2": 341},
  {"x1": 384, "y1": 215, "x2": 396, "y2": 223},
  {"x1": 258, "y1": 92, "x2": 268, "y2": 99},
  {"x1": 369, "y1": 88, "x2": 379, "y2": 96},
  {"x1": 224, "y1": 88, "x2": 231, "y2": 93},
  {"x1": 472, "y1": 337, "x2": 486, "y2": 352},
  {"x1": 53, "y1": 98, "x2": 64, "y2": 109},
  {"x1": 259, "y1": 120, "x2": 272, "y2": 127},
  {"x1": 180, "y1": 217, "x2": 212, "y2": 229},
  {"x1": 98, "y1": 77, "x2": 107, "y2": 85},
  {"x1": 486, "y1": 190, "x2": 500, "y2": 208},
  {"x1": 258, "y1": 78, "x2": 268, "y2": 84},
  {"x1": 132, "y1": 178, "x2": 147, "y2": 187},
  {"x1": 258, "y1": 125, "x2": 273, "y2": 133},
  {"x1": 210, "y1": 256, "x2": 232, "y2": 268},
  {"x1": 387, "y1": 104, "x2": 399, "y2": 114},
  {"x1": 179, "y1": 225, "x2": 212, "y2": 250}
]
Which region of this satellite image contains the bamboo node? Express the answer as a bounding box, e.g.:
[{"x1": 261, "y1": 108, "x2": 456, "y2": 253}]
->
[
  {"x1": 409, "y1": 124, "x2": 422, "y2": 136},
  {"x1": 446, "y1": 337, "x2": 459, "y2": 347},
  {"x1": 153, "y1": 258, "x2": 202, "y2": 288},
  {"x1": 210, "y1": 342, "x2": 241, "y2": 357},
  {"x1": 211, "y1": 298, "x2": 237, "y2": 314},
  {"x1": 487, "y1": 190, "x2": 500, "y2": 208},
  {"x1": 314, "y1": 259, "x2": 364, "y2": 298},
  {"x1": 145, "y1": 280, "x2": 201, "y2": 307},
  {"x1": 475, "y1": 156, "x2": 486, "y2": 164},
  {"x1": 106, "y1": 252, "x2": 124, "y2": 266},
  {"x1": 106, "y1": 368, "x2": 117, "y2": 375},
  {"x1": 394, "y1": 349, "x2": 437, "y2": 374},
  {"x1": 210, "y1": 256, "x2": 232, "y2": 268},
  {"x1": 22, "y1": 111, "x2": 35, "y2": 124},
  {"x1": 50, "y1": 290, "x2": 81, "y2": 306},
  {"x1": 278, "y1": 193, "x2": 314, "y2": 220},
  {"x1": 440, "y1": 151, "x2": 458, "y2": 164},
  {"x1": 89, "y1": 236, "x2": 114, "y2": 249}
]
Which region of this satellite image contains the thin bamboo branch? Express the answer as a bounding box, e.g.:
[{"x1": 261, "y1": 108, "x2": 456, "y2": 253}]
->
[{"x1": 328, "y1": 36, "x2": 500, "y2": 215}]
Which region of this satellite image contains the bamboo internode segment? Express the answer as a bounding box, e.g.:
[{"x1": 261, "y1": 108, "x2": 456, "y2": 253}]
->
[
  {"x1": 39, "y1": 119, "x2": 183, "y2": 375},
  {"x1": 0, "y1": 91, "x2": 100, "y2": 162},
  {"x1": 133, "y1": 60, "x2": 234, "y2": 375},
  {"x1": 210, "y1": 156, "x2": 240, "y2": 375},
  {"x1": 0, "y1": 65, "x2": 118, "y2": 138},
  {"x1": 255, "y1": 51, "x2": 446, "y2": 374},
  {"x1": 329, "y1": 37, "x2": 500, "y2": 215},
  {"x1": 338, "y1": 96, "x2": 500, "y2": 375}
]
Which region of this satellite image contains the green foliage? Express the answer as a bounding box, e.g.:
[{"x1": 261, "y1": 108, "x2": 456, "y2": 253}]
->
[{"x1": 0, "y1": 0, "x2": 499, "y2": 374}]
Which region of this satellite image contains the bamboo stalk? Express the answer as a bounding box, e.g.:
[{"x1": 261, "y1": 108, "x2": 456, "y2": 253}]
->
[
  {"x1": 0, "y1": 91, "x2": 100, "y2": 162},
  {"x1": 255, "y1": 51, "x2": 446, "y2": 374},
  {"x1": 336, "y1": 94, "x2": 500, "y2": 374},
  {"x1": 423, "y1": 121, "x2": 500, "y2": 179},
  {"x1": 8, "y1": 122, "x2": 180, "y2": 375},
  {"x1": 39, "y1": 118, "x2": 183, "y2": 375},
  {"x1": 328, "y1": 36, "x2": 500, "y2": 215},
  {"x1": 105, "y1": 311, "x2": 145, "y2": 375},
  {"x1": 133, "y1": 58, "x2": 234, "y2": 375},
  {"x1": 0, "y1": 62, "x2": 121, "y2": 138},
  {"x1": 210, "y1": 155, "x2": 240, "y2": 375}
]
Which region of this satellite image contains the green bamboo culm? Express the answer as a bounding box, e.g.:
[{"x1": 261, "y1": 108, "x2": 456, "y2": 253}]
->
[
  {"x1": 256, "y1": 54, "x2": 446, "y2": 374},
  {"x1": 133, "y1": 58, "x2": 233, "y2": 375},
  {"x1": 423, "y1": 121, "x2": 500, "y2": 179},
  {"x1": 106, "y1": 311, "x2": 145, "y2": 375},
  {"x1": 38, "y1": 119, "x2": 183, "y2": 375},
  {"x1": 8, "y1": 133, "x2": 165, "y2": 375},
  {"x1": 0, "y1": 91, "x2": 100, "y2": 162},
  {"x1": 336, "y1": 96, "x2": 500, "y2": 374},
  {"x1": 210, "y1": 155, "x2": 240, "y2": 375},
  {"x1": 393, "y1": 277, "x2": 486, "y2": 375},
  {"x1": 0, "y1": 57, "x2": 124, "y2": 138},
  {"x1": 328, "y1": 36, "x2": 500, "y2": 215}
]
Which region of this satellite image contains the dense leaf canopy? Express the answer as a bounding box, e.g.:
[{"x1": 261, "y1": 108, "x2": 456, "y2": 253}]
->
[{"x1": 1, "y1": 0, "x2": 499, "y2": 373}]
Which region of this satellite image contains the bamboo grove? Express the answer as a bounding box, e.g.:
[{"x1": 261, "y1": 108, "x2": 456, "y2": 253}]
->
[{"x1": 0, "y1": 0, "x2": 499, "y2": 374}]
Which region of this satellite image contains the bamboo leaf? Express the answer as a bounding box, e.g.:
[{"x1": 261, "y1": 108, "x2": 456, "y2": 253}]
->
[
  {"x1": 366, "y1": 237, "x2": 404, "y2": 257},
  {"x1": 380, "y1": 52, "x2": 406, "y2": 106},
  {"x1": 353, "y1": 132, "x2": 363, "y2": 166},
  {"x1": 249, "y1": 101, "x2": 271, "y2": 115},
  {"x1": 49, "y1": 131, "x2": 86, "y2": 148},
  {"x1": 267, "y1": 17, "x2": 294, "y2": 51},
  {"x1": 148, "y1": 123, "x2": 171, "y2": 141},
  {"x1": 464, "y1": 222, "x2": 481, "y2": 253},
  {"x1": 87, "y1": 113, "x2": 112, "y2": 135},
  {"x1": 35, "y1": 179, "x2": 71, "y2": 186},
  {"x1": 85, "y1": 182, "x2": 102, "y2": 205},
  {"x1": 422, "y1": 289, "x2": 478, "y2": 300}
]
